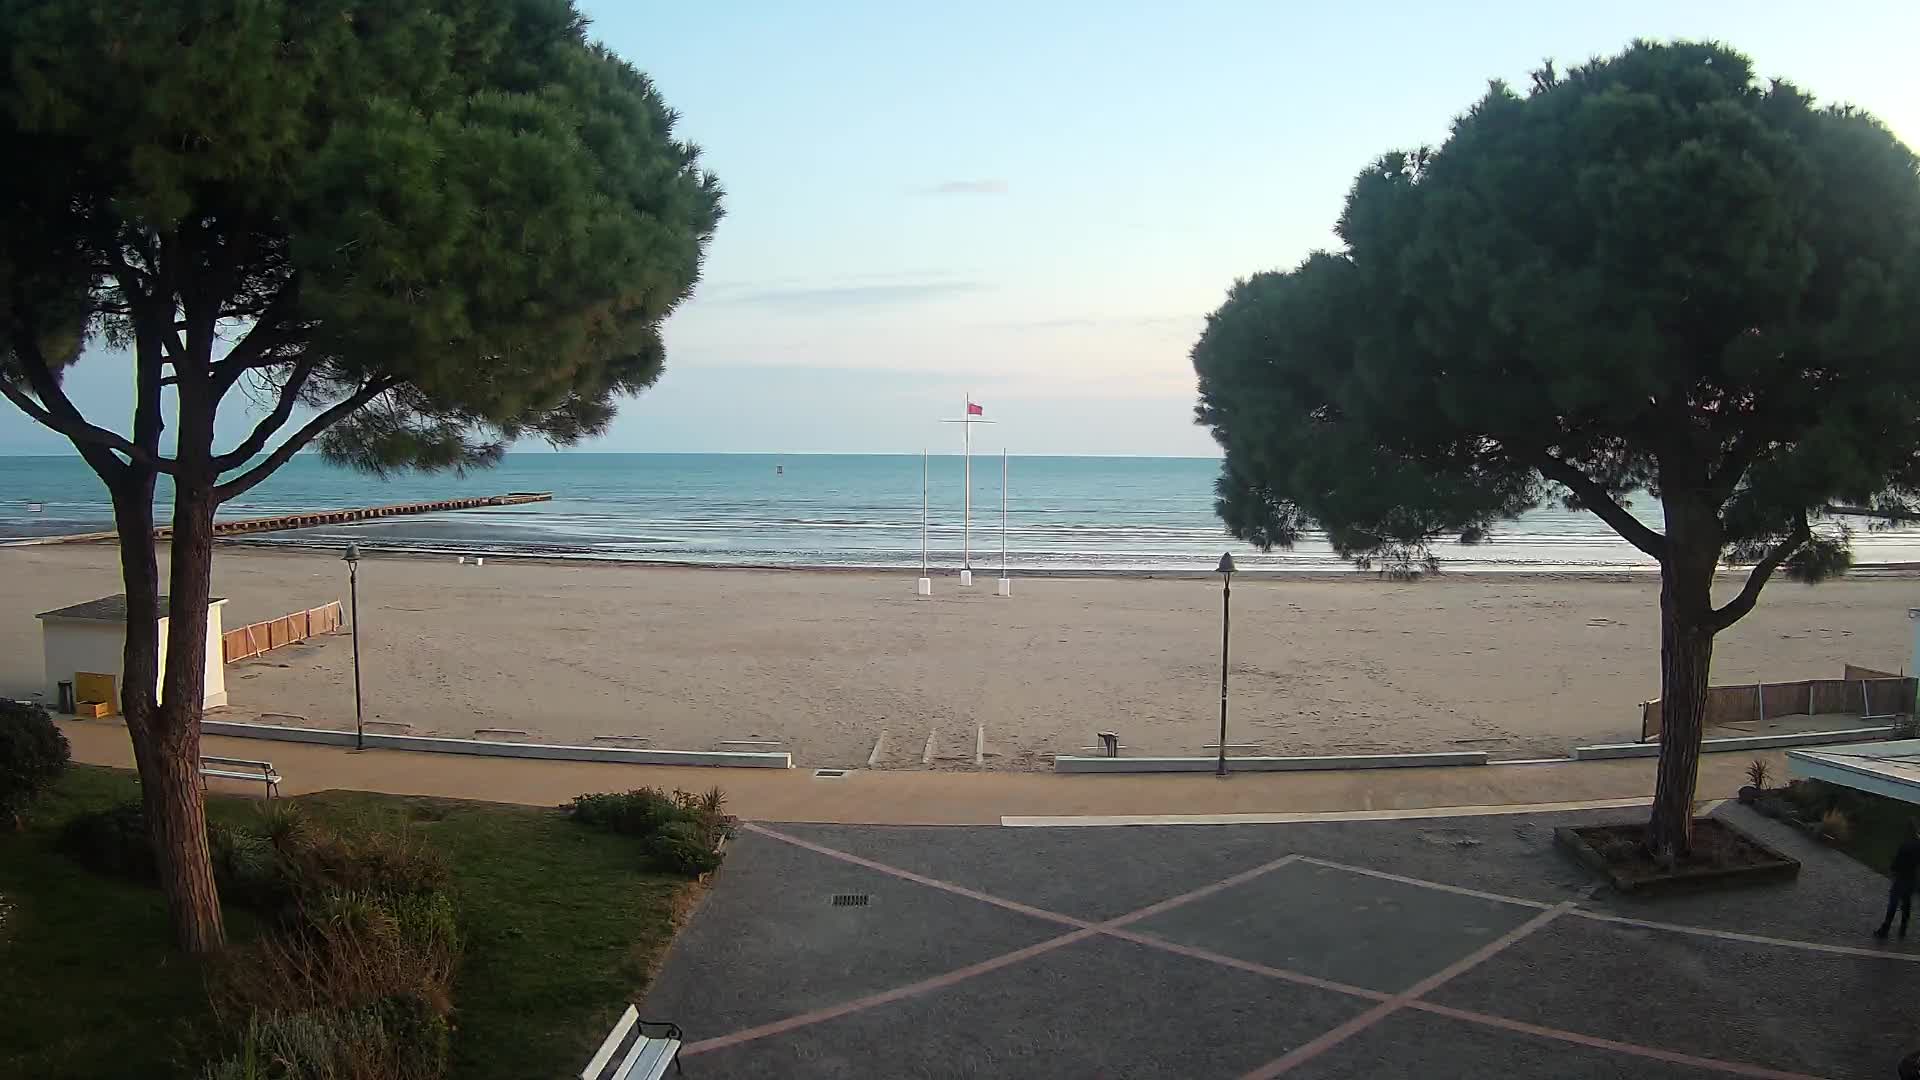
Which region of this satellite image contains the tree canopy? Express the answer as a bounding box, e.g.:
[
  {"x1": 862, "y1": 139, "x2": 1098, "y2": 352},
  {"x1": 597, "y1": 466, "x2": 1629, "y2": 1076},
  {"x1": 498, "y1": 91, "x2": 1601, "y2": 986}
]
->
[
  {"x1": 1193, "y1": 40, "x2": 1920, "y2": 856},
  {"x1": 0, "y1": 0, "x2": 721, "y2": 951},
  {"x1": 1, "y1": 0, "x2": 722, "y2": 486}
]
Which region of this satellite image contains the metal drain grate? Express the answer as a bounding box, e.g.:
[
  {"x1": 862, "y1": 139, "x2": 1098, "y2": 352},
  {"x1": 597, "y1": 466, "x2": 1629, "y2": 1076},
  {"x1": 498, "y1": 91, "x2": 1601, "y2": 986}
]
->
[
  {"x1": 813, "y1": 768, "x2": 849, "y2": 778},
  {"x1": 831, "y1": 893, "x2": 870, "y2": 907}
]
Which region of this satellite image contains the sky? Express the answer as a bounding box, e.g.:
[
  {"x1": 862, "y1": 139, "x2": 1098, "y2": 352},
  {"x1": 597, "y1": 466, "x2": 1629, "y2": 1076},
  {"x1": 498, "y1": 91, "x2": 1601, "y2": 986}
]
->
[{"x1": 4, "y1": 0, "x2": 1918, "y2": 458}]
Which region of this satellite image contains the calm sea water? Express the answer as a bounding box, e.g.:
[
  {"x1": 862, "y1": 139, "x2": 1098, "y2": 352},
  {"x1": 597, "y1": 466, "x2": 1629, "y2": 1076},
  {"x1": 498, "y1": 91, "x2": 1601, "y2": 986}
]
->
[{"x1": 2, "y1": 452, "x2": 1916, "y2": 572}]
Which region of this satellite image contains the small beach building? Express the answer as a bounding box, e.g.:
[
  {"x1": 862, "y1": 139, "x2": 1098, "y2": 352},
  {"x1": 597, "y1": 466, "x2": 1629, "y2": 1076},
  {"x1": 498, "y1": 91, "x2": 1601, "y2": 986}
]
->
[
  {"x1": 36, "y1": 594, "x2": 228, "y2": 713},
  {"x1": 1788, "y1": 740, "x2": 1920, "y2": 806}
]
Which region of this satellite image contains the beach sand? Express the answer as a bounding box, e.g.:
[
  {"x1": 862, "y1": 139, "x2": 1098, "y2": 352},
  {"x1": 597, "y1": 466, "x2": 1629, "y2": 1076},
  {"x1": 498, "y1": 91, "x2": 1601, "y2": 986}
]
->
[{"x1": 1, "y1": 543, "x2": 1911, "y2": 770}]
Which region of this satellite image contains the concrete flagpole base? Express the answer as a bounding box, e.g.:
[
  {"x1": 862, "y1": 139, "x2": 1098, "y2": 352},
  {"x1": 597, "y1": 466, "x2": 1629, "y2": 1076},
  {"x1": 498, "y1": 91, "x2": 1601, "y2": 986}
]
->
[
  {"x1": 996, "y1": 577, "x2": 1012, "y2": 597},
  {"x1": 959, "y1": 569, "x2": 973, "y2": 587},
  {"x1": 915, "y1": 577, "x2": 932, "y2": 596}
]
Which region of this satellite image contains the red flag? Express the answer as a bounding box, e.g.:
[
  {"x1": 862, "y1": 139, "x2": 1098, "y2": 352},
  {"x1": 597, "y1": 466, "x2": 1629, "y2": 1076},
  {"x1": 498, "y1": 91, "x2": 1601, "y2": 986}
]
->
[{"x1": 966, "y1": 401, "x2": 984, "y2": 416}]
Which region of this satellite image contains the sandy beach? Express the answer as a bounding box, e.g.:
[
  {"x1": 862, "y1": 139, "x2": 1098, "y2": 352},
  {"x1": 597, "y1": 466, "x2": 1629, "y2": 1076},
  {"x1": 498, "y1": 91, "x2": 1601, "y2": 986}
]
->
[{"x1": 2, "y1": 542, "x2": 1912, "y2": 770}]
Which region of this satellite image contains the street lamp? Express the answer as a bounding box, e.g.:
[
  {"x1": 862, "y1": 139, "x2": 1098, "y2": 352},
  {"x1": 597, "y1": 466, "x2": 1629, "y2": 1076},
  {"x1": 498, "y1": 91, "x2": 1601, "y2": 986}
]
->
[
  {"x1": 1216, "y1": 551, "x2": 1236, "y2": 778},
  {"x1": 343, "y1": 543, "x2": 365, "y2": 751}
]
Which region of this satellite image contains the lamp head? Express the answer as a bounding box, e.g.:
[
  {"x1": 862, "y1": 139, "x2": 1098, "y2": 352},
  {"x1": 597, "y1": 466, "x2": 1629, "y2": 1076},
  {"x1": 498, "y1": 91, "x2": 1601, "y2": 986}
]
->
[
  {"x1": 1216, "y1": 552, "x2": 1236, "y2": 576},
  {"x1": 342, "y1": 543, "x2": 361, "y2": 565}
]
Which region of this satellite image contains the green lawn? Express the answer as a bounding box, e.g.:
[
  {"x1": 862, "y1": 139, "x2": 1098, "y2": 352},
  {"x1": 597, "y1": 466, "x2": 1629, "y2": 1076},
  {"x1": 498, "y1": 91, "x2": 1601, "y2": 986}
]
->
[{"x1": 0, "y1": 767, "x2": 698, "y2": 1080}]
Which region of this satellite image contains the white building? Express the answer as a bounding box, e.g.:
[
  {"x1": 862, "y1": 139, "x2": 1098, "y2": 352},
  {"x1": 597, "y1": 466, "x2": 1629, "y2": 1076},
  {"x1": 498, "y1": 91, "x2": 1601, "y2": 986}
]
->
[{"x1": 36, "y1": 593, "x2": 228, "y2": 712}]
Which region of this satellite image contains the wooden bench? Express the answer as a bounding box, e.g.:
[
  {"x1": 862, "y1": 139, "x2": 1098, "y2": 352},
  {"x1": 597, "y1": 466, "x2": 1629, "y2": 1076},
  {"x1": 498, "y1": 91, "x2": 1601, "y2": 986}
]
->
[
  {"x1": 581, "y1": 1005, "x2": 682, "y2": 1079},
  {"x1": 199, "y1": 756, "x2": 282, "y2": 799}
]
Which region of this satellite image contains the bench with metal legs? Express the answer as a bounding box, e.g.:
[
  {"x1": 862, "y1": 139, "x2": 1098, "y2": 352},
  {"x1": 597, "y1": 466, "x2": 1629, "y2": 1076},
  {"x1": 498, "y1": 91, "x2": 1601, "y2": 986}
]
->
[
  {"x1": 581, "y1": 1005, "x2": 682, "y2": 1079},
  {"x1": 198, "y1": 755, "x2": 282, "y2": 799}
]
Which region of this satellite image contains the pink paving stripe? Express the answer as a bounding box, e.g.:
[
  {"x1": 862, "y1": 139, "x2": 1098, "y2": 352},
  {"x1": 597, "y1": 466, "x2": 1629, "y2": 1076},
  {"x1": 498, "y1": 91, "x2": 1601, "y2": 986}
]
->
[
  {"x1": 1100, "y1": 926, "x2": 1391, "y2": 1002},
  {"x1": 716, "y1": 825, "x2": 1854, "y2": 1077},
  {"x1": 741, "y1": 822, "x2": 1092, "y2": 930},
  {"x1": 1408, "y1": 1001, "x2": 1828, "y2": 1080},
  {"x1": 681, "y1": 927, "x2": 1099, "y2": 1056},
  {"x1": 1240, "y1": 902, "x2": 1574, "y2": 1079},
  {"x1": 695, "y1": 827, "x2": 1309, "y2": 1057},
  {"x1": 1293, "y1": 855, "x2": 1555, "y2": 910}
]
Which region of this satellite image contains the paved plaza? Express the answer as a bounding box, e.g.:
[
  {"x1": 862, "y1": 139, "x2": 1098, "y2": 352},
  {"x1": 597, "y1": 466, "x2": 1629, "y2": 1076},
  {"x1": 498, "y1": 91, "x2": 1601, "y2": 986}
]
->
[{"x1": 647, "y1": 805, "x2": 1920, "y2": 1078}]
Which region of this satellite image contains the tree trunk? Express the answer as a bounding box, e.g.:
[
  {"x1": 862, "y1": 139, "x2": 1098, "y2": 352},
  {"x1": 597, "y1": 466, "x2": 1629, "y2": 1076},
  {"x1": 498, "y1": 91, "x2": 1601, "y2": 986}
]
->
[
  {"x1": 144, "y1": 470, "x2": 225, "y2": 953},
  {"x1": 1646, "y1": 496, "x2": 1722, "y2": 862}
]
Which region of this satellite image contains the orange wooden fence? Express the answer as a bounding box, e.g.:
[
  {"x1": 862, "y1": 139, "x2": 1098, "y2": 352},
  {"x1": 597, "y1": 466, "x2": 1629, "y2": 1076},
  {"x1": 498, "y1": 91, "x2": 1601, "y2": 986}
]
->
[{"x1": 223, "y1": 601, "x2": 343, "y2": 663}]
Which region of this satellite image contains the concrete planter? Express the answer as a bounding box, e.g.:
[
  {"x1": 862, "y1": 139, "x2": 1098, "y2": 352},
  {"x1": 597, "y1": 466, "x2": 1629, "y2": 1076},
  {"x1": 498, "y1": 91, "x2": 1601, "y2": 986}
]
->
[{"x1": 1554, "y1": 817, "x2": 1801, "y2": 894}]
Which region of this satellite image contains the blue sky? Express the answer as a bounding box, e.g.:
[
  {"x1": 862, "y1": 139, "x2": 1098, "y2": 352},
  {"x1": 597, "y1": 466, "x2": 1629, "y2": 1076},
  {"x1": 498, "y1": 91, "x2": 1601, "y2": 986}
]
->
[{"x1": 5, "y1": 0, "x2": 1917, "y2": 457}]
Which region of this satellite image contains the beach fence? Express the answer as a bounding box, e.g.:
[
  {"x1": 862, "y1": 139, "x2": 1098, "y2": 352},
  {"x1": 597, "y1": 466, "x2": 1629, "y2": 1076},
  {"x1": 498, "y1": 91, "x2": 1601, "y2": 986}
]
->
[
  {"x1": 222, "y1": 602, "x2": 343, "y2": 663},
  {"x1": 1640, "y1": 664, "x2": 1915, "y2": 741}
]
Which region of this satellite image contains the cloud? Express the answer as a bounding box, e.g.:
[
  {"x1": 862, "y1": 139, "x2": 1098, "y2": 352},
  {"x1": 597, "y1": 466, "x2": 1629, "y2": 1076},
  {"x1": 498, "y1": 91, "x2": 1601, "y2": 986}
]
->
[{"x1": 919, "y1": 179, "x2": 1008, "y2": 195}]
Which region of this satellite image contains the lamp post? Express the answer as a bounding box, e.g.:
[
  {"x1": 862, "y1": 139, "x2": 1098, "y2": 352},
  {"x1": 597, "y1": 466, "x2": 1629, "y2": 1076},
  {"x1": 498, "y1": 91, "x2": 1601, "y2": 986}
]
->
[
  {"x1": 343, "y1": 544, "x2": 365, "y2": 751},
  {"x1": 1216, "y1": 551, "x2": 1236, "y2": 777}
]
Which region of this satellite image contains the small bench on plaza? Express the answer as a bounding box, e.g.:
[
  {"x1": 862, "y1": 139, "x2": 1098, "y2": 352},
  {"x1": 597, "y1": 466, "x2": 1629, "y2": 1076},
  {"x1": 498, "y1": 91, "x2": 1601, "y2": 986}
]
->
[
  {"x1": 581, "y1": 1005, "x2": 683, "y2": 1079},
  {"x1": 198, "y1": 755, "x2": 282, "y2": 799}
]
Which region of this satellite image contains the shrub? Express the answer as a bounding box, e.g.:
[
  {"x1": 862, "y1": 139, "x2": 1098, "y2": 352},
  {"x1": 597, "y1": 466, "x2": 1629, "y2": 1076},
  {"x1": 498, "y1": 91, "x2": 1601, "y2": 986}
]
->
[
  {"x1": 1745, "y1": 759, "x2": 1771, "y2": 792},
  {"x1": 59, "y1": 800, "x2": 155, "y2": 879},
  {"x1": 1821, "y1": 808, "x2": 1854, "y2": 844},
  {"x1": 201, "y1": 994, "x2": 449, "y2": 1080},
  {"x1": 219, "y1": 889, "x2": 460, "y2": 1020},
  {"x1": 566, "y1": 788, "x2": 683, "y2": 836},
  {"x1": 280, "y1": 824, "x2": 450, "y2": 902},
  {"x1": 647, "y1": 819, "x2": 722, "y2": 876},
  {"x1": 0, "y1": 700, "x2": 70, "y2": 827},
  {"x1": 210, "y1": 822, "x2": 287, "y2": 910}
]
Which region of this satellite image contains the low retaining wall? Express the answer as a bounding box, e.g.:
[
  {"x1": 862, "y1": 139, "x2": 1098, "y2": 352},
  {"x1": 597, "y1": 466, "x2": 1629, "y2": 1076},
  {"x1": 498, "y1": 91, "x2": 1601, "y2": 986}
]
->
[
  {"x1": 200, "y1": 719, "x2": 792, "y2": 769},
  {"x1": 1053, "y1": 750, "x2": 1489, "y2": 774},
  {"x1": 1574, "y1": 726, "x2": 1894, "y2": 761}
]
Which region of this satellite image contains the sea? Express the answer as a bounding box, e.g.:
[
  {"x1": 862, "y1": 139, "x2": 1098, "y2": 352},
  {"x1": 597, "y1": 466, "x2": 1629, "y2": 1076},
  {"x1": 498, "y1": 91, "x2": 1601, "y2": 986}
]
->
[{"x1": 3, "y1": 452, "x2": 1918, "y2": 573}]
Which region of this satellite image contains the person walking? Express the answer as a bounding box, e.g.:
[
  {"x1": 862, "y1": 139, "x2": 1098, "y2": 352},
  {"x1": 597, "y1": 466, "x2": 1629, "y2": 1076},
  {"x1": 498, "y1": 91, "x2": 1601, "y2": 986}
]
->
[{"x1": 1875, "y1": 820, "x2": 1920, "y2": 939}]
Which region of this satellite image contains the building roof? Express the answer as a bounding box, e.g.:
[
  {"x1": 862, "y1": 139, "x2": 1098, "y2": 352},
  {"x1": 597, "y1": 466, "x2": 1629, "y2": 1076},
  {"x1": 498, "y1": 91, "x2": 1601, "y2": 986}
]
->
[
  {"x1": 1787, "y1": 740, "x2": 1920, "y2": 807},
  {"x1": 36, "y1": 594, "x2": 226, "y2": 622}
]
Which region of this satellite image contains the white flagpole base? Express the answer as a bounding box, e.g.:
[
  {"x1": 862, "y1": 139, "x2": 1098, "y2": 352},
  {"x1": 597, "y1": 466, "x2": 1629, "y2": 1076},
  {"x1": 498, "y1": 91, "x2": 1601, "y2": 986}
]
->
[
  {"x1": 916, "y1": 577, "x2": 932, "y2": 596},
  {"x1": 996, "y1": 577, "x2": 1012, "y2": 597},
  {"x1": 959, "y1": 569, "x2": 973, "y2": 587}
]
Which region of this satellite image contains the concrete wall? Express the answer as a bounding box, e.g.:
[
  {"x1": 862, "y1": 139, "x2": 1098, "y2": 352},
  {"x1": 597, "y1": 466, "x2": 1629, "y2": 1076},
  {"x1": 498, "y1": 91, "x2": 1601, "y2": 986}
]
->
[
  {"x1": 42, "y1": 621, "x2": 126, "y2": 705},
  {"x1": 41, "y1": 599, "x2": 227, "y2": 710}
]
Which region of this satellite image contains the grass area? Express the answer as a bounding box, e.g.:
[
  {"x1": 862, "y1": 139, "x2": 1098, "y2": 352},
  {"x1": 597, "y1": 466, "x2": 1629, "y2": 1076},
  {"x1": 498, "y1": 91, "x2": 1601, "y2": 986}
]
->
[{"x1": 0, "y1": 767, "x2": 699, "y2": 1080}]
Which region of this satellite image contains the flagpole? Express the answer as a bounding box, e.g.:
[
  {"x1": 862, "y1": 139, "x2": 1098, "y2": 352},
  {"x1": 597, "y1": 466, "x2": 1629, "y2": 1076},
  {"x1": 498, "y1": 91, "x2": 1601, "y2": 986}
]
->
[
  {"x1": 1000, "y1": 448, "x2": 1007, "y2": 577},
  {"x1": 921, "y1": 448, "x2": 929, "y2": 576},
  {"x1": 962, "y1": 395, "x2": 972, "y2": 571}
]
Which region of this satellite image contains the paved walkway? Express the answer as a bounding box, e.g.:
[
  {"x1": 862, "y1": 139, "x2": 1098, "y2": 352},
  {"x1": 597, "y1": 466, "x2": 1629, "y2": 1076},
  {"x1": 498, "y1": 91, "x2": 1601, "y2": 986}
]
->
[
  {"x1": 61, "y1": 717, "x2": 1777, "y2": 823},
  {"x1": 647, "y1": 805, "x2": 1919, "y2": 1078}
]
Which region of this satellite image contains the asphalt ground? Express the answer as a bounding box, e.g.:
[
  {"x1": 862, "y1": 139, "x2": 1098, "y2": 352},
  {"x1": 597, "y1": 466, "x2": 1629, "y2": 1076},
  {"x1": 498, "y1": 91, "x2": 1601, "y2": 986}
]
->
[{"x1": 645, "y1": 804, "x2": 1920, "y2": 1079}]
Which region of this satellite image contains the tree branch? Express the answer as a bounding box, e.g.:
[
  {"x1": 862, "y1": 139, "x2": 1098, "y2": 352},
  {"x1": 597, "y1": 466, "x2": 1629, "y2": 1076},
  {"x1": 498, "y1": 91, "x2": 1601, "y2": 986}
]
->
[
  {"x1": 212, "y1": 377, "x2": 398, "y2": 503},
  {"x1": 1533, "y1": 455, "x2": 1668, "y2": 559},
  {"x1": 210, "y1": 283, "x2": 300, "y2": 394},
  {"x1": 211, "y1": 355, "x2": 320, "y2": 469},
  {"x1": 3, "y1": 335, "x2": 173, "y2": 475},
  {"x1": 1709, "y1": 511, "x2": 1812, "y2": 633}
]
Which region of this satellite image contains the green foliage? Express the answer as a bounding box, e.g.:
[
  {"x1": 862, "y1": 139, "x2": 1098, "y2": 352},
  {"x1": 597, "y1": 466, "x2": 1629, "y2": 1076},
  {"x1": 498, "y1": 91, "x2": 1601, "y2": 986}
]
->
[
  {"x1": 0, "y1": 0, "x2": 723, "y2": 477},
  {"x1": 200, "y1": 994, "x2": 450, "y2": 1080},
  {"x1": 0, "y1": 700, "x2": 69, "y2": 825},
  {"x1": 567, "y1": 787, "x2": 730, "y2": 875},
  {"x1": 1193, "y1": 40, "x2": 1920, "y2": 584},
  {"x1": 60, "y1": 800, "x2": 156, "y2": 879},
  {"x1": 567, "y1": 788, "x2": 684, "y2": 836},
  {"x1": 647, "y1": 820, "x2": 723, "y2": 876}
]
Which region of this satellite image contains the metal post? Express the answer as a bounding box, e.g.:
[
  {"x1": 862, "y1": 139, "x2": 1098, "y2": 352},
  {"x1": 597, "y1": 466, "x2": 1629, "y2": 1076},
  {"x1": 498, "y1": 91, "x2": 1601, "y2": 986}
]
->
[
  {"x1": 344, "y1": 545, "x2": 365, "y2": 751},
  {"x1": 963, "y1": 397, "x2": 972, "y2": 570},
  {"x1": 922, "y1": 448, "x2": 929, "y2": 576},
  {"x1": 1216, "y1": 552, "x2": 1236, "y2": 777},
  {"x1": 1218, "y1": 573, "x2": 1231, "y2": 777},
  {"x1": 1001, "y1": 449, "x2": 1008, "y2": 576}
]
